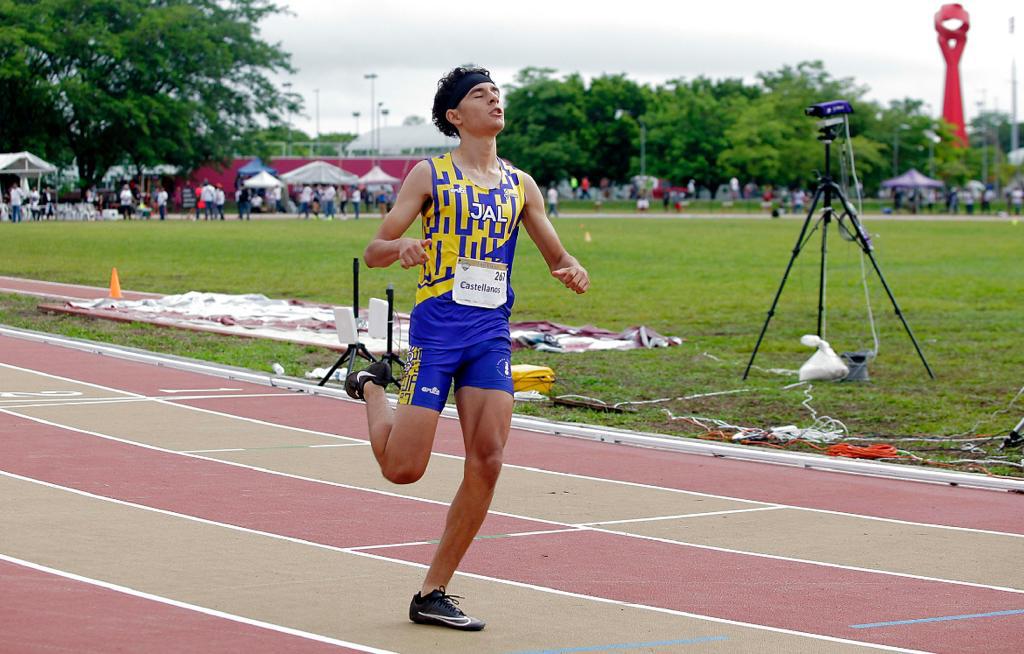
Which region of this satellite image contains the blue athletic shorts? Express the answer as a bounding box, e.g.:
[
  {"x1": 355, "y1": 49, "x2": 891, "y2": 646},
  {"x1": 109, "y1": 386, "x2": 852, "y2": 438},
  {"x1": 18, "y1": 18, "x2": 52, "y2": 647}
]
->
[{"x1": 398, "y1": 337, "x2": 513, "y2": 412}]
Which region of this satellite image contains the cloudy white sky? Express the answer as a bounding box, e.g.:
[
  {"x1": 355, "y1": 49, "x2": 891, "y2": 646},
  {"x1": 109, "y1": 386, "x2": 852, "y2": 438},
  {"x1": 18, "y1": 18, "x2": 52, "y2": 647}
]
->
[{"x1": 261, "y1": 0, "x2": 1021, "y2": 137}]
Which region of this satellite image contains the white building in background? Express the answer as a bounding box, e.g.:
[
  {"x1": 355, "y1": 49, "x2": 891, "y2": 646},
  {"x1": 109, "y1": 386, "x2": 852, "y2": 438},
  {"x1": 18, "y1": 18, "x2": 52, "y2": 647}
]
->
[{"x1": 346, "y1": 124, "x2": 459, "y2": 157}]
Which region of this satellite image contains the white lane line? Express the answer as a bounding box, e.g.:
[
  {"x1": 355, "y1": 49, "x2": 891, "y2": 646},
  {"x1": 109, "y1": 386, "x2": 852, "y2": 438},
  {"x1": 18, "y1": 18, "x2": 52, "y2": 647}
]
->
[
  {"x1": 0, "y1": 553, "x2": 395, "y2": 654},
  {"x1": 2, "y1": 408, "x2": 1022, "y2": 596},
  {"x1": 160, "y1": 388, "x2": 244, "y2": 393},
  {"x1": 0, "y1": 288, "x2": 85, "y2": 302},
  {"x1": 0, "y1": 393, "x2": 307, "y2": 409},
  {"x1": 0, "y1": 362, "x2": 147, "y2": 399},
  {"x1": 0, "y1": 471, "x2": 926, "y2": 654},
  {"x1": 148, "y1": 397, "x2": 362, "y2": 443},
  {"x1": 345, "y1": 528, "x2": 583, "y2": 552},
  {"x1": 0, "y1": 277, "x2": 157, "y2": 293},
  {"x1": 0, "y1": 362, "x2": 360, "y2": 444},
  {"x1": 0, "y1": 409, "x2": 563, "y2": 525},
  {"x1": 424, "y1": 450, "x2": 1024, "y2": 540},
  {"x1": 579, "y1": 506, "x2": 787, "y2": 527},
  {"x1": 0, "y1": 391, "x2": 85, "y2": 400},
  {"x1": 182, "y1": 443, "x2": 368, "y2": 454},
  {"x1": 5, "y1": 360, "x2": 1024, "y2": 541}
]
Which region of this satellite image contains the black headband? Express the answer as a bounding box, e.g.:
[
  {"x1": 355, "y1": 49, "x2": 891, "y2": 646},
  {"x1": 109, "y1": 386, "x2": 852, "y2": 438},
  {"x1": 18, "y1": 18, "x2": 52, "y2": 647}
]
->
[{"x1": 446, "y1": 72, "x2": 495, "y2": 110}]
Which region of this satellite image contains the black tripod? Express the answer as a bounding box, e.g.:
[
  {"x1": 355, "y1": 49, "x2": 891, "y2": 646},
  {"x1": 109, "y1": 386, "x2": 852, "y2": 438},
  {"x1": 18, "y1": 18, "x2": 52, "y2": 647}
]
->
[
  {"x1": 743, "y1": 117, "x2": 934, "y2": 380},
  {"x1": 1001, "y1": 416, "x2": 1024, "y2": 449},
  {"x1": 317, "y1": 267, "x2": 404, "y2": 387}
]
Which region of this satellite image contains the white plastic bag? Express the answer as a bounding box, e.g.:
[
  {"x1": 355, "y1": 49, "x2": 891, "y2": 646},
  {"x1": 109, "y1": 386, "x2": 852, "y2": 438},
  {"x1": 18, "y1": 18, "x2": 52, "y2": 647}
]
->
[{"x1": 798, "y1": 334, "x2": 849, "y2": 381}]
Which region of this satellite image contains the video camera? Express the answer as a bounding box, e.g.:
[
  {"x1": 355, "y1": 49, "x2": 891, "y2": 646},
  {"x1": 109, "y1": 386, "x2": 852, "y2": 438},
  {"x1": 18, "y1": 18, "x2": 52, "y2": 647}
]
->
[{"x1": 804, "y1": 100, "x2": 853, "y2": 118}]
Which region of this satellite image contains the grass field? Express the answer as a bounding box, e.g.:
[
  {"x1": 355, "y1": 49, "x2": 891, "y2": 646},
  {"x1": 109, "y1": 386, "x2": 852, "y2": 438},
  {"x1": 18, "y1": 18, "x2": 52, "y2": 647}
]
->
[{"x1": 2, "y1": 215, "x2": 1022, "y2": 475}]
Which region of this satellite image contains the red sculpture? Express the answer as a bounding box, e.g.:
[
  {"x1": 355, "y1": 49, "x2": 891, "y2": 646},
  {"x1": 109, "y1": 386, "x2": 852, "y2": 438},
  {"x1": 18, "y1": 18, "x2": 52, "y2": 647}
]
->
[{"x1": 935, "y1": 4, "x2": 970, "y2": 146}]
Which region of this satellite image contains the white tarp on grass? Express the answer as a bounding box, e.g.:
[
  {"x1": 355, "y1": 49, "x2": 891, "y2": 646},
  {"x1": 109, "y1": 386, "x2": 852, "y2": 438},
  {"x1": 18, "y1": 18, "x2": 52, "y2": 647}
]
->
[
  {"x1": 66, "y1": 293, "x2": 681, "y2": 354},
  {"x1": 69, "y1": 292, "x2": 408, "y2": 353}
]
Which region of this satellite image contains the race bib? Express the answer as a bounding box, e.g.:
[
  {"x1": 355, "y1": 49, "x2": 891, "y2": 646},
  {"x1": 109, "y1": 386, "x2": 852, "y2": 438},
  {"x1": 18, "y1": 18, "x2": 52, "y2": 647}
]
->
[{"x1": 453, "y1": 257, "x2": 507, "y2": 309}]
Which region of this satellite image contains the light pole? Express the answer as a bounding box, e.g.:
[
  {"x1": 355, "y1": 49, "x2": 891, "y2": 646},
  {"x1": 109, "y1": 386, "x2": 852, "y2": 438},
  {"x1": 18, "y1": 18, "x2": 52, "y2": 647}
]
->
[
  {"x1": 924, "y1": 128, "x2": 941, "y2": 178},
  {"x1": 376, "y1": 102, "x2": 385, "y2": 158},
  {"x1": 1011, "y1": 16, "x2": 1019, "y2": 154},
  {"x1": 639, "y1": 118, "x2": 647, "y2": 180},
  {"x1": 364, "y1": 73, "x2": 377, "y2": 162},
  {"x1": 352, "y1": 111, "x2": 360, "y2": 136},
  {"x1": 892, "y1": 123, "x2": 910, "y2": 176},
  {"x1": 977, "y1": 100, "x2": 988, "y2": 184},
  {"x1": 283, "y1": 81, "x2": 293, "y2": 157},
  {"x1": 381, "y1": 108, "x2": 389, "y2": 128},
  {"x1": 314, "y1": 88, "x2": 320, "y2": 153},
  {"x1": 614, "y1": 108, "x2": 646, "y2": 182}
]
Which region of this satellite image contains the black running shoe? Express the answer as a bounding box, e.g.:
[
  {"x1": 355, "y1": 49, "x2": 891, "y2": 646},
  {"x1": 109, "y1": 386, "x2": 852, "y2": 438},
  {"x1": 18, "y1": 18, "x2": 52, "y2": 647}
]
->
[
  {"x1": 344, "y1": 361, "x2": 393, "y2": 400},
  {"x1": 409, "y1": 587, "x2": 485, "y2": 631}
]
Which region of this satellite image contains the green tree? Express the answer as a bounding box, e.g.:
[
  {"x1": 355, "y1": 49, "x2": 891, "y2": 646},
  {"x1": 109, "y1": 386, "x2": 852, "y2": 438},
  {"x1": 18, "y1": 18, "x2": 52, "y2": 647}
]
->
[
  {"x1": 0, "y1": 2, "x2": 70, "y2": 165},
  {"x1": 719, "y1": 61, "x2": 879, "y2": 189},
  {"x1": 500, "y1": 67, "x2": 588, "y2": 185},
  {"x1": 646, "y1": 76, "x2": 758, "y2": 189},
  {"x1": 578, "y1": 73, "x2": 649, "y2": 183},
  {"x1": 0, "y1": 0, "x2": 298, "y2": 187}
]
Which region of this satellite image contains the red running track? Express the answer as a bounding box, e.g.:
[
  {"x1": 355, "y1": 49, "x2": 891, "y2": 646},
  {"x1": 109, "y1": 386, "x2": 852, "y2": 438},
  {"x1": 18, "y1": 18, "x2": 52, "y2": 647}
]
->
[
  {"x1": 2, "y1": 335, "x2": 1021, "y2": 535},
  {"x1": 0, "y1": 560, "x2": 364, "y2": 654},
  {"x1": 4, "y1": 402, "x2": 1024, "y2": 653},
  {"x1": 374, "y1": 530, "x2": 1024, "y2": 653},
  {"x1": 0, "y1": 411, "x2": 552, "y2": 548},
  {"x1": 0, "y1": 275, "x2": 160, "y2": 302},
  {"x1": 4, "y1": 333, "x2": 1024, "y2": 653}
]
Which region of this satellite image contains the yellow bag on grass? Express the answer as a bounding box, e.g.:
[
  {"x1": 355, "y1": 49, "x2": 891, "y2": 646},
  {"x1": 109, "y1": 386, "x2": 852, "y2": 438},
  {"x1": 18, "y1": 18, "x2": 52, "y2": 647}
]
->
[{"x1": 511, "y1": 364, "x2": 555, "y2": 394}]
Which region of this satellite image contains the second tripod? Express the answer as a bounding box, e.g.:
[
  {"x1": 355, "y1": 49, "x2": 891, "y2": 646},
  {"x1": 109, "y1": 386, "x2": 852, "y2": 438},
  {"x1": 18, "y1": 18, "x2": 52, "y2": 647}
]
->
[{"x1": 743, "y1": 115, "x2": 934, "y2": 380}]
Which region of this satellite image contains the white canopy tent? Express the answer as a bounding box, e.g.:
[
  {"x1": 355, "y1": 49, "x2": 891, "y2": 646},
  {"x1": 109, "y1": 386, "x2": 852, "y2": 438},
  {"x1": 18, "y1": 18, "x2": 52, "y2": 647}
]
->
[
  {"x1": 0, "y1": 151, "x2": 57, "y2": 187},
  {"x1": 242, "y1": 170, "x2": 284, "y2": 189},
  {"x1": 358, "y1": 165, "x2": 401, "y2": 186},
  {"x1": 281, "y1": 161, "x2": 358, "y2": 186}
]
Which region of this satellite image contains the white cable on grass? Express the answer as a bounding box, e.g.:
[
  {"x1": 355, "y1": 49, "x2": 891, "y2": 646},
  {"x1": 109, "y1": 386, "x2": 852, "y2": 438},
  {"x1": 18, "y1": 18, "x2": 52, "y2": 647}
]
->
[
  {"x1": 846, "y1": 435, "x2": 1003, "y2": 443},
  {"x1": 611, "y1": 388, "x2": 750, "y2": 409},
  {"x1": 700, "y1": 352, "x2": 796, "y2": 376},
  {"x1": 842, "y1": 115, "x2": 880, "y2": 358},
  {"x1": 798, "y1": 383, "x2": 849, "y2": 442},
  {"x1": 950, "y1": 385, "x2": 1024, "y2": 438},
  {"x1": 856, "y1": 253, "x2": 880, "y2": 360}
]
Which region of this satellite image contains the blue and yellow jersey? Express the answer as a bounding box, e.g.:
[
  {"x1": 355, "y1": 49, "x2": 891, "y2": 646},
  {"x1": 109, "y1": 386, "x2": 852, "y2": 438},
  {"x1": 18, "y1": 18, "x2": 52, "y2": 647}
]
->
[{"x1": 408, "y1": 153, "x2": 527, "y2": 349}]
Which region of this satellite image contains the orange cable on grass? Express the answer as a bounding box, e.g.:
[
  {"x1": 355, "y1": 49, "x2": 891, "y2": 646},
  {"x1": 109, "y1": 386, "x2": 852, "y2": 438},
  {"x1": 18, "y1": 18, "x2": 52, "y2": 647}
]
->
[{"x1": 826, "y1": 443, "x2": 901, "y2": 459}]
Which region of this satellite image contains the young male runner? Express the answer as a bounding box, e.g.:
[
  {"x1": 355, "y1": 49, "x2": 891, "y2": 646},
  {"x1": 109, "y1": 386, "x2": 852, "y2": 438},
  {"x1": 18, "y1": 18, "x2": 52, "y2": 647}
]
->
[{"x1": 346, "y1": 65, "x2": 589, "y2": 631}]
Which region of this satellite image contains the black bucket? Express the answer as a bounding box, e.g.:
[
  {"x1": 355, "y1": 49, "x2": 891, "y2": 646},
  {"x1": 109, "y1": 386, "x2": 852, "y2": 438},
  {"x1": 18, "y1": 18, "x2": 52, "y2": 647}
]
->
[{"x1": 840, "y1": 351, "x2": 871, "y2": 382}]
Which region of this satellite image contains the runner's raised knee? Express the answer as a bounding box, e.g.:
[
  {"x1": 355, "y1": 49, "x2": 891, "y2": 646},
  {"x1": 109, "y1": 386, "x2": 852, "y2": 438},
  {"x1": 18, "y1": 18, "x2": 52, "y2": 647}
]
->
[{"x1": 382, "y1": 460, "x2": 428, "y2": 485}]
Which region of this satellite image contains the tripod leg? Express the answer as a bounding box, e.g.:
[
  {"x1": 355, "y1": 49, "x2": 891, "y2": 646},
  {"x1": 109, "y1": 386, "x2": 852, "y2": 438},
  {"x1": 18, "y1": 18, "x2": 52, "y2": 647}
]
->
[
  {"x1": 817, "y1": 210, "x2": 831, "y2": 338},
  {"x1": 743, "y1": 186, "x2": 826, "y2": 379},
  {"x1": 834, "y1": 187, "x2": 935, "y2": 379},
  {"x1": 318, "y1": 349, "x2": 352, "y2": 386}
]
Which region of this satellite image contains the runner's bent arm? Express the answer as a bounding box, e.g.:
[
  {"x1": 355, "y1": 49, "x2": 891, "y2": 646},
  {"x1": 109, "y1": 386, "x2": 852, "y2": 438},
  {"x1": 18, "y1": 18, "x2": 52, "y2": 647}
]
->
[
  {"x1": 520, "y1": 173, "x2": 590, "y2": 294},
  {"x1": 364, "y1": 161, "x2": 433, "y2": 269}
]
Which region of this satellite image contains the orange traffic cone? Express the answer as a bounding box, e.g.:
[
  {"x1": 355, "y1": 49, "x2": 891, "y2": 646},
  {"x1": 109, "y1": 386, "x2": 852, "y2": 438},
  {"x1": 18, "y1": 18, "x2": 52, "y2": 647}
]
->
[{"x1": 108, "y1": 267, "x2": 122, "y2": 299}]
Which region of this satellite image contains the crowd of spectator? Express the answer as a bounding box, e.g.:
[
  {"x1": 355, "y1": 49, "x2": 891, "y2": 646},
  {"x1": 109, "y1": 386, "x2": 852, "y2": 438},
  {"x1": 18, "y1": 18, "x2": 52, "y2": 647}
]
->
[{"x1": 4, "y1": 176, "x2": 1023, "y2": 222}]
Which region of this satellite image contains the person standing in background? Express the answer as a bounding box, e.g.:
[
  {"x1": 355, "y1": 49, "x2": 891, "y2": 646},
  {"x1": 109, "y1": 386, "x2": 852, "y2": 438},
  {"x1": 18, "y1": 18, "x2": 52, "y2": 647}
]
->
[
  {"x1": 323, "y1": 184, "x2": 337, "y2": 219},
  {"x1": 215, "y1": 184, "x2": 226, "y2": 220},
  {"x1": 351, "y1": 185, "x2": 361, "y2": 220},
  {"x1": 9, "y1": 185, "x2": 24, "y2": 223},
  {"x1": 156, "y1": 185, "x2": 168, "y2": 220},
  {"x1": 546, "y1": 184, "x2": 559, "y2": 217}
]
